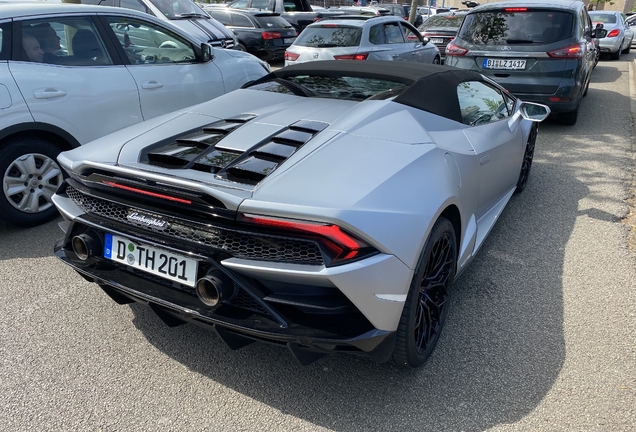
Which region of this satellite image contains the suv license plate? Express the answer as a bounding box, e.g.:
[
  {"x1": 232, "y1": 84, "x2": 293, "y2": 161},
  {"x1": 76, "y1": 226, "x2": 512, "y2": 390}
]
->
[
  {"x1": 482, "y1": 58, "x2": 526, "y2": 70},
  {"x1": 430, "y1": 38, "x2": 444, "y2": 44},
  {"x1": 104, "y1": 233, "x2": 198, "y2": 287}
]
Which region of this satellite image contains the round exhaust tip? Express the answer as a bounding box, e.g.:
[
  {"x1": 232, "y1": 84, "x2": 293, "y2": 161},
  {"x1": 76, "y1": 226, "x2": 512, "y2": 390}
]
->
[
  {"x1": 71, "y1": 233, "x2": 101, "y2": 261},
  {"x1": 196, "y1": 276, "x2": 222, "y2": 307},
  {"x1": 195, "y1": 271, "x2": 236, "y2": 308}
]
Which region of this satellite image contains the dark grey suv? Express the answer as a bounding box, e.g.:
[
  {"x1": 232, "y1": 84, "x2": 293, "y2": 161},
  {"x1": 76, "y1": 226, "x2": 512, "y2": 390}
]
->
[{"x1": 445, "y1": 0, "x2": 605, "y2": 125}]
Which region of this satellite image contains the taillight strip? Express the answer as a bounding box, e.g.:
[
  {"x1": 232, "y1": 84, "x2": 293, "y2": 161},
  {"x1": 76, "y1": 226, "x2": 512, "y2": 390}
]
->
[{"x1": 102, "y1": 181, "x2": 192, "y2": 204}]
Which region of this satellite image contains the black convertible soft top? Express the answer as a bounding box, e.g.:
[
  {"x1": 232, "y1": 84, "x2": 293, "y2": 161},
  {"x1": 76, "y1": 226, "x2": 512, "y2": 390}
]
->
[{"x1": 245, "y1": 60, "x2": 493, "y2": 124}]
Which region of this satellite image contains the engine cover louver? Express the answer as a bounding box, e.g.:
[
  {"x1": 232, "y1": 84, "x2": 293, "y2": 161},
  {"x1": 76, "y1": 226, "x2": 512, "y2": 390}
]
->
[{"x1": 143, "y1": 115, "x2": 329, "y2": 186}]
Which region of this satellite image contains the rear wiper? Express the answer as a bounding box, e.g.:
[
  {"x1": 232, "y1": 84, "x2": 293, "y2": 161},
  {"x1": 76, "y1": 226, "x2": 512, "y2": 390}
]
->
[
  {"x1": 315, "y1": 43, "x2": 338, "y2": 47},
  {"x1": 506, "y1": 39, "x2": 535, "y2": 44}
]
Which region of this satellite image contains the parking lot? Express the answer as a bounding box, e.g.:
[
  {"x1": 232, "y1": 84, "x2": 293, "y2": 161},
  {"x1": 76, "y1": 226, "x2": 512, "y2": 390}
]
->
[{"x1": 1, "y1": 55, "x2": 635, "y2": 430}]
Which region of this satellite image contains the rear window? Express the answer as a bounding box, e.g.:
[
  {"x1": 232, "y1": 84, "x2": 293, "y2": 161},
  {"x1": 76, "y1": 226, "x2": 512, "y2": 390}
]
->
[
  {"x1": 419, "y1": 14, "x2": 466, "y2": 30},
  {"x1": 251, "y1": 76, "x2": 406, "y2": 101},
  {"x1": 295, "y1": 26, "x2": 362, "y2": 47},
  {"x1": 589, "y1": 13, "x2": 617, "y2": 24},
  {"x1": 254, "y1": 15, "x2": 294, "y2": 29},
  {"x1": 458, "y1": 9, "x2": 574, "y2": 45}
]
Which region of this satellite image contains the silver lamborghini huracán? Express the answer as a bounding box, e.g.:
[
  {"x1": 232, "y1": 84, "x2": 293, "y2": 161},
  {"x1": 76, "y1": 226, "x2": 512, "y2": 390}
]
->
[{"x1": 52, "y1": 61, "x2": 549, "y2": 367}]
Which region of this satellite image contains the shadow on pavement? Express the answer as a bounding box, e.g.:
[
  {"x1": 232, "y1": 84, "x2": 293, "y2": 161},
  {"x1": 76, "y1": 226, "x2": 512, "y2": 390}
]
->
[{"x1": 0, "y1": 216, "x2": 62, "y2": 260}]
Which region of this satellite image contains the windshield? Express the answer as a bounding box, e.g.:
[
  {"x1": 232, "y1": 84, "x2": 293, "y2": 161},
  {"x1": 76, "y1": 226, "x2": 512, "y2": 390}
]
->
[
  {"x1": 458, "y1": 10, "x2": 574, "y2": 45},
  {"x1": 149, "y1": 0, "x2": 206, "y2": 18}
]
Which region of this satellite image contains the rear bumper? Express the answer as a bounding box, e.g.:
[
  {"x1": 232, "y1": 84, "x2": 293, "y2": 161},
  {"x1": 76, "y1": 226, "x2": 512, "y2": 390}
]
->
[
  {"x1": 53, "y1": 212, "x2": 408, "y2": 364},
  {"x1": 598, "y1": 38, "x2": 623, "y2": 53}
]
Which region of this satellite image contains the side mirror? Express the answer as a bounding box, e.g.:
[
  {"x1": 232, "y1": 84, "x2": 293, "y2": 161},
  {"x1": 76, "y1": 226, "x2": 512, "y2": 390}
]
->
[
  {"x1": 422, "y1": 36, "x2": 430, "y2": 45},
  {"x1": 592, "y1": 28, "x2": 608, "y2": 38},
  {"x1": 519, "y1": 101, "x2": 550, "y2": 122},
  {"x1": 200, "y1": 43, "x2": 213, "y2": 62}
]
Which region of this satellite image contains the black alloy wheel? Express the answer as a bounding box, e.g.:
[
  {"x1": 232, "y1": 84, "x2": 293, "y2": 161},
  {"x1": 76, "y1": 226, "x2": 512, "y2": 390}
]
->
[
  {"x1": 515, "y1": 123, "x2": 537, "y2": 194},
  {"x1": 433, "y1": 55, "x2": 441, "y2": 64},
  {"x1": 392, "y1": 217, "x2": 457, "y2": 368}
]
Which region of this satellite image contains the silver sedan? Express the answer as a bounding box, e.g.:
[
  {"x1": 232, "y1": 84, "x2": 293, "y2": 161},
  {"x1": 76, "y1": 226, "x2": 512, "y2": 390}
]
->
[
  {"x1": 590, "y1": 10, "x2": 634, "y2": 59},
  {"x1": 284, "y1": 15, "x2": 440, "y2": 65}
]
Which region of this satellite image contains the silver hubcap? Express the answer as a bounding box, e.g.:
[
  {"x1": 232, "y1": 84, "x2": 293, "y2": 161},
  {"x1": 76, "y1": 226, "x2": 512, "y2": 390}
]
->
[{"x1": 3, "y1": 153, "x2": 63, "y2": 213}]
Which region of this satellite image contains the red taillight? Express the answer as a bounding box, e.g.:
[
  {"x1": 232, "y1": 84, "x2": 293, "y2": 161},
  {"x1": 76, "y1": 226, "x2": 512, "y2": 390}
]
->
[
  {"x1": 284, "y1": 51, "x2": 300, "y2": 61},
  {"x1": 607, "y1": 29, "x2": 620, "y2": 38},
  {"x1": 547, "y1": 44, "x2": 584, "y2": 58},
  {"x1": 238, "y1": 213, "x2": 374, "y2": 265},
  {"x1": 262, "y1": 31, "x2": 282, "y2": 40},
  {"x1": 101, "y1": 181, "x2": 191, "y2": 204},
  {"x1": 505, "y1": 7, "x2": 527, "y2": 12},
  {"x1": 333, "y1": 53, "x2": 369, "y2": 60},
  {"x1": 445, "y1": 42, "x2": 468, "y2": 56},
  {"x1": 321, "y1": 24, "x2": 339, "y2": 27},
  {"x1": 548, "y1": 97, "x2": 572, "y2": 102}
]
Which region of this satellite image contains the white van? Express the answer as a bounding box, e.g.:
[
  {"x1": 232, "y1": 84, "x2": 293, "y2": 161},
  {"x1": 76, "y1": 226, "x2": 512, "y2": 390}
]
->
[{"x1": 81, "y1": 0, "x2": 237, "y2": 48}]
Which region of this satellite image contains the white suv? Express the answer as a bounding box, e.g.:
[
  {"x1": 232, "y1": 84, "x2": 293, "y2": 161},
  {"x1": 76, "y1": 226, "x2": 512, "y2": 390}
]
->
[{"x1": 0, "y1": 2, "x2": 269, "y2": 227}]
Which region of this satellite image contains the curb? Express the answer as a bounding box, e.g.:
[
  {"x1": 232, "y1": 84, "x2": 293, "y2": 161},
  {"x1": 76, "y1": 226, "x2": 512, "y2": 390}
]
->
[{"x1": 631, "y1": 59, "x2": 636, "y2": 117}]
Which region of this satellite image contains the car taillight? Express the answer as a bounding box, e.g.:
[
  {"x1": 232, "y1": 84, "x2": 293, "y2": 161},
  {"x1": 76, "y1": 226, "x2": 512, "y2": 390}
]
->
[
  {"x1": 333, "y1": 53, "x2": 369, "y2": 60},
  {"x1": 505, "y1": 7, "x2": 527, "y2": 12},
  {"x1": 284, "y1": 51, "x2": 300, "y2": 61},
  {"x1": 238, "y1": 213, "x2": 376, "y2": 266},
  {"x1": 262, "y1": 31, "x2": 282, "y2": 40},
  {"x1": 547, "y1": 44, "x2": 584, "y2": 58},
  {"x1": 607, "y1": 29, "x2": 620, "y2": 38},
  {"x1": 445, "y1": 42, "x2": 467, "y2": 56},
  {"x1": 101, "y1": 181, "x2": 192, "y2": 204}
]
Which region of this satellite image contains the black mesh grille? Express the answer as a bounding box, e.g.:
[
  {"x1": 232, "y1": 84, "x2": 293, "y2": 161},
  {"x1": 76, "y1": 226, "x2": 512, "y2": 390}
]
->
[{"x1": 66, "y1": 186, "x2": 324, "y2": 265}]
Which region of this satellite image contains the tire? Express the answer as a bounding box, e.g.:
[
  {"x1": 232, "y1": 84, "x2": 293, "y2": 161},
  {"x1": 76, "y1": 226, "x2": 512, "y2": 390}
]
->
[
  {"x1": 611, "y1": 42, "x2": 622, "y2": 60},
  {"x1": 514, "y1": 123, "x2": 537, "y2": 194},
  {"x1": 392, "y1": 217, "x2": 457, "y2": 368},
  {"x1": 433, "y1": 55, "x2": 441, "y2": 65},
  {"x1": 236, "y1": 43, "x2": 247, "y2": 52},
  {"x1": 594, "y1": 48, "x2": 600, "y2": 68},
  {"x1": 622, "y1": 43, "x2": 631, "y2": 54},
  {"x1": 0, "y1": 137, "x2": 64, "y2": 227}
]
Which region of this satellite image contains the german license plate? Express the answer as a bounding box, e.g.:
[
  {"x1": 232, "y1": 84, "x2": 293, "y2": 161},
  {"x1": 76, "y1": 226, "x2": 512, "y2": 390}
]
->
[
  {"x1": 482, "y1": 58, "x2": 526, "y2": 70},
  {"x1": 430, "y1": 38, "x2": 444, "y2": 44},
  {"x1": 283, "y1": 38, "x2": 296, "y2": 44},
  {"x1": 104, "y1": 233, "x2": 198, "y2": 287}
]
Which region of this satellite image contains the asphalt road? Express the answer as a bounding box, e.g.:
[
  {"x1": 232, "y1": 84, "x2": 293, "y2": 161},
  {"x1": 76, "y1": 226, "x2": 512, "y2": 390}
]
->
[{"x1": 1, "y1": 58, "x2": 635, "y2": 431}]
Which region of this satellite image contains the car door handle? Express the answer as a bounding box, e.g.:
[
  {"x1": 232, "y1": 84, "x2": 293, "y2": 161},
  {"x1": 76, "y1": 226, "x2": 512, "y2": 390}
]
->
[
  {"x1": 34, "y1": 88, "x2": 67, "y2": 99},
  {"x1": 141, "y1": 81, "x2": 164, "y2": 89}
]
